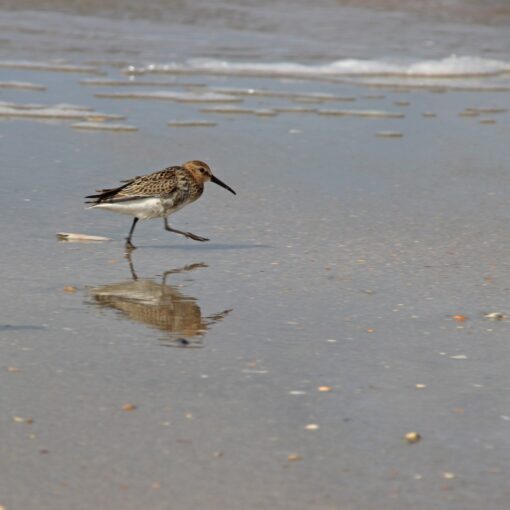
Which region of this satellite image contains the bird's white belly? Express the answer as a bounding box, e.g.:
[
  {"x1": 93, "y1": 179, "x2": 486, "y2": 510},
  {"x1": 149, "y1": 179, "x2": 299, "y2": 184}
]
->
[
  {"x1": 92, "y1": 198, "x2": 166, "y2": 220},
  {"x1": 91, "y1": 197, "x2": 189, "y2": 220}
]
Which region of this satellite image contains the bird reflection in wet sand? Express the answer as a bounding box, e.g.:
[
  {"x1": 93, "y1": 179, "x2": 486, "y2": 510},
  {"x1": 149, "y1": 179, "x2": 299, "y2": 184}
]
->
[{"x1": 89, "y1": 255, "x2": 231, "y2": 347}]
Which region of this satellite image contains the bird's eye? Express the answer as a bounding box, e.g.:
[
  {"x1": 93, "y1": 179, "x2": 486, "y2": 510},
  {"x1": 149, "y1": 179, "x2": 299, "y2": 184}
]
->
[{"x1": 199, "y1": 168, "x2": 205, "y2": 173}]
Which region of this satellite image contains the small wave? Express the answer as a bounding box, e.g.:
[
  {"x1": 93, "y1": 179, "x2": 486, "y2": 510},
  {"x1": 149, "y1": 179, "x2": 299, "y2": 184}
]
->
[{"x1": 124, "y1": 55, "x2": 510, "y2": 80}]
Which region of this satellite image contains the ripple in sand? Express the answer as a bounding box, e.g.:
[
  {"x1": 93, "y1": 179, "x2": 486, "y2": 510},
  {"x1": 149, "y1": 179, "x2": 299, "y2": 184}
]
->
[
  {"x1": 206, "y1": 86, "x2": 355, "y2": 102},
  {"x1": 167, "y1": 120, "x2": 217, "y2": 127},
  {"x1": 94, "y1": 91, "x2": 241, "y2": 103},
  {"x1": 72, "y1": 122, "x2": 138, "y2": 132},
  {"x1": 80, "y1": 78, "x2": 206, "y2": 88},
  {"x1": 200, "y1": 106, "x2": 277, "y2": 116},
  {"x1": 0, "y1": 60, "x2": 102, "y2": 74},
  {"x1": 341, "y1": 76, "x2": 510, "y2": 92},
  {"x1": 0, "y1": 102, "x2": 124, "y2": 121},
  {"x1": 274, "y1": 107, "x2": 317, "y2": 113},
  {"x1": 0, "y1": 101, "x2": 93, "y2": 111},
  {"x1": 0, "y1": 81, "x2": 46, "y2": 91},
  {"x1": 292, "y1": 97, "x2": 327, "y2": 104},
  {"x1": 318, "y1": 109, "x2": 404, "y2": 119},
  {"x1": 465, "y1": 107, "x2": 507, "y2": 114},
  {"x1": 376, "y1": 131, "x2": 404, "y2": 138},
  {"x1": 459, "y1": 110, "x2": 479, "y2": 117}
]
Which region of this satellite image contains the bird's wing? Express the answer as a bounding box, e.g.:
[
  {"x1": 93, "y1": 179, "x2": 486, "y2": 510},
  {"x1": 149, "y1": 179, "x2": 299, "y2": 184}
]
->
[{"x1": 85, "y1": 166, "x2": 181, "y2": 204}]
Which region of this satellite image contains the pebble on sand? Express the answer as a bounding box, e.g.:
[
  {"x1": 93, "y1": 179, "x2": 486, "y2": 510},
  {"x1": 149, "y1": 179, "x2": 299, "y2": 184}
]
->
[
  {"x1": 12, "y1": 416, "x2": 33, "y2": 424},
  {"x1": 404, "y1": 432, "x2": 421, "y2": 443}
]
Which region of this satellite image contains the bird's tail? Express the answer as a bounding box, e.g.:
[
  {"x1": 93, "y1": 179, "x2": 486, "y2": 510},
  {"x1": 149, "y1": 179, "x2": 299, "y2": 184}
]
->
[{"x1": 85, "y1": 182, "x2": 132, "y2": 204}]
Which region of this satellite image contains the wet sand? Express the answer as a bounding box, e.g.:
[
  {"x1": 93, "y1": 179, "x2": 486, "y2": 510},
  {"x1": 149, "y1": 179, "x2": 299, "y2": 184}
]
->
[{"x1": 2, "y1": 3, "x2": 510, "y2": 510}]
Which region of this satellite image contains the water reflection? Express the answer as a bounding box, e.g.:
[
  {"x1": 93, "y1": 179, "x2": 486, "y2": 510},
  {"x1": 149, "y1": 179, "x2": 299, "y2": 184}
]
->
[{"x1": 89, "y1": 255, "x2": 231, "y2": 347}]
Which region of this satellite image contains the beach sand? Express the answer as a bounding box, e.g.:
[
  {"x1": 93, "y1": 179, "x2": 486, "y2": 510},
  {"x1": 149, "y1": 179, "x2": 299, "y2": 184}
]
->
[{"x1": 1, "y1": 2, "x2": 510, "y2": 509}]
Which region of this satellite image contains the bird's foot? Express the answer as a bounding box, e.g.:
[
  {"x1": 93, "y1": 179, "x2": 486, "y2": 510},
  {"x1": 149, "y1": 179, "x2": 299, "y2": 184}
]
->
[
  {"x1": 184, "y1": 232, "x2": 209, "y2": 242},
  {"x1": 164, "y1": 224, "x2": 209, "y2": 242}
]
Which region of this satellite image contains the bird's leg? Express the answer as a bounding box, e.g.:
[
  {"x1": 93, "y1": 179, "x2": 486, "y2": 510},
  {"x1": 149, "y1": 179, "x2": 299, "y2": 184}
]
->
[
  {"x1": 125, "y1": 217, "x2": 139, "y2": 250},
  {"x1": 164, "y1": 217, "x2": 209, "y2": 242},
  {"x1": 125, "y1": 251, "x2": 139, "y2": 280}
]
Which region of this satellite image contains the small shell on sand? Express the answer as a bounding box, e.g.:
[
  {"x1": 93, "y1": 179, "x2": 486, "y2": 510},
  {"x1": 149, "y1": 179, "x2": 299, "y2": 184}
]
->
[
  {"x1": 484, "y1": 312, "x2": 506, "y2": 320},
  {"x1": 404, "y1": 432, "x2": 421, "y2": 443},
  {"x1": 57, "y1": 232, "x2": 112, "y2": 242}
]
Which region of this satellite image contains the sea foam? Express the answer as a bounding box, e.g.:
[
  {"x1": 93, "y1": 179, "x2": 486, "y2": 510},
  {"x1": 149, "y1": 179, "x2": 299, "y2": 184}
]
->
[{"x1": 124, "y1": 56, "x2": 510, "y2": 80}]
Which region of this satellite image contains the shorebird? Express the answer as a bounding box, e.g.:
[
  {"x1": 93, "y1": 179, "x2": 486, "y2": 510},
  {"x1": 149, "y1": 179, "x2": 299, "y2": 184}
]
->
[{"x1": 86, "y1": 160, "x2": 235, "y2": 250}]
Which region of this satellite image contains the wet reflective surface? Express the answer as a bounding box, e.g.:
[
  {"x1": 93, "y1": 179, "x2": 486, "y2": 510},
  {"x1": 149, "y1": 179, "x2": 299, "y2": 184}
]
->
[
  {"x1": 2, "y1": 1, "x2": 510, "y2": 510},
  {"x1": 89, "y1": 256, "x2": 231, "y2": 347}
]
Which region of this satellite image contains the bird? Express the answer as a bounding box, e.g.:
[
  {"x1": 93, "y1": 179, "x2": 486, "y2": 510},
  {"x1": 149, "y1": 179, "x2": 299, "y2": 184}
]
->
[{"x1": 85, "y1": 160, "x2": 236, "y2": 250}]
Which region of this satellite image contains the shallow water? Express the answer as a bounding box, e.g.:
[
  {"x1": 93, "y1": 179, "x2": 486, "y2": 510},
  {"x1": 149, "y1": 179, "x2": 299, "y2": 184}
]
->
[{"x1": 2, "y1": 2, "x2": 510, "y2": 510}]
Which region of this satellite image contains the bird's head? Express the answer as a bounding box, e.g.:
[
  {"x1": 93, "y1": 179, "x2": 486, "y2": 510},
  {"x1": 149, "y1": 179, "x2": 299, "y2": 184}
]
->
[{"x1": 183, "y1": 160, "x2": 236, "y2": 195}]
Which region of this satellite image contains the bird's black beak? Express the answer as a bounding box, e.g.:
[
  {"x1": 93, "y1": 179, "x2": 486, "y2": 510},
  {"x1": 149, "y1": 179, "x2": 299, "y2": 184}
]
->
[{"x1": 211, "y1": 175, "x2": 236, "y2": 195}]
